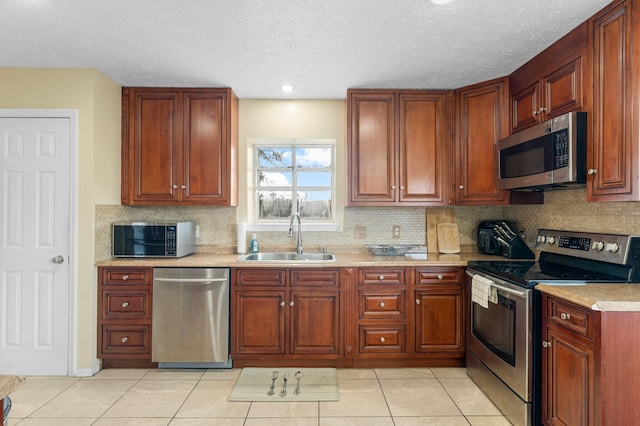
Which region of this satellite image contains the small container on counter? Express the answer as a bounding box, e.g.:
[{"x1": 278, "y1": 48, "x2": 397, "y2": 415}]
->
[{"x1": 249, "y1": 234, "x2": 259, "y2": 253}]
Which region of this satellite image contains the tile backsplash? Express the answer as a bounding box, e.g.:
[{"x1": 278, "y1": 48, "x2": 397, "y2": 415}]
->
[{"x1": 95, "y1": 188, "x2": 640, "y2": 260}]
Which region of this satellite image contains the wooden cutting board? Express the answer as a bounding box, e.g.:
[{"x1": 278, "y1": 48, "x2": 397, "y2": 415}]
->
[{"x1": 437, "y1": 223, "x2": 461, "y2": 253}]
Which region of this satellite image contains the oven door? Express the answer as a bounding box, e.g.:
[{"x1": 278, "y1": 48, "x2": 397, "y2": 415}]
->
[{"x1": 466, "y1": 269, "x2": 532, "y2": 402}]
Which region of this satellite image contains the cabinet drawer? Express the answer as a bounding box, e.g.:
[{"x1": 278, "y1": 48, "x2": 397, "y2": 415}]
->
[
  {"x1": 359, "y1": 269, "x2": 406, "y2": 286},
  {"x1": 547, "y1": 296, "x2": 594, "y2": 339},
  {"x1": 415, "y1": 268, "x2": 463, "y2": 284},
  {"x1": 291, "y1": 269, "x2": 339, "y2": 287},
  {"x1": 101, "y1": 325, "x2": 150, "y2": 354},
  {"x1": 358, "y1": 290, "x2": 405, "y2": 318},
  {"x1": 102, "y1": 290, "x2": 150, "y2": 320},
  {"x1": 101, "y1": 268, "x2": 151, "y2": 286},
  {"x1": 236, "y1": 269, "x2": 286, "y2": 287},
  {"x1": 359, "y1": 326, "x2": 405, "y2": 353}
]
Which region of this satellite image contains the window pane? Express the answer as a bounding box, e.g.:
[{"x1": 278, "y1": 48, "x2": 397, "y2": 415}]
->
[
  {"x1": 257, "y1": 147, "x2": 292, "y2": 168},
  {"x1": 295, "y1": 147, "x2": 332, "y2": 168},
  {"x1": 297, "y1": 171, "x2": 331, "y2": 187},
  {"x1": 258, "y1": 191, "x2": 293, "y2": 219},
  {"x1": 259, "y1": 171, "x2": 292, "y2": 187},
  {"x1": 300, "y1": 192, "x2": 332, "y2": 220}
]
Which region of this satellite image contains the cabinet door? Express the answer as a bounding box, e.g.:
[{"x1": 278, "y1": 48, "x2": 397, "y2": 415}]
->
[
  {"x1": 511, "y1": 82, "x2": 540, "y2": 133},
  {"x1": 398, "y1": 93, "x2": 448, "y2": 204},
  {"x1": 128, "y1": 89, "x2": 181, "y2": 204},
  {"x1": 234, "y1": 291, "x2": 286, "y2": 355},
  {"x1": 414, "y1": 287, "x2": 464, "y2": 353},
  {"x1": 456, "y1": 79, "x2": 508, "y2": 205},
  {"x1": 542, "y1": 326, "x2": 595, "y2": 426},
  {"x1": 182, "y1": 90, "x2": 235, "y2": 205},
  {"x1": 289, "y1": 290, "x2": 340, "y2": 355},
  {"x1": 543, "y1": 56, "x2": 583, "y2": 119},
  {"x1": 589, "y1": 0, "x2": 640, "y2": 201},
  {"x1": 347, "y1": 91, "x2": 396, "y2": 204}
]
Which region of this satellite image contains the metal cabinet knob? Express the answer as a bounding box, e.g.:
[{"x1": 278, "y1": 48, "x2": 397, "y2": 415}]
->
[
  {"x1": 380, "y1": 337, "x2": 386, "y2": 343},
  {"x1": 542, "y1": 341, "x2": 551, "y2": 348},
  {"x1": 121, "y1": 302, "x2": 129, "y2": 308},
  {"x1": 587, "y1": 168, "x2": 597, "y2": 175},
  {"x1": 52, "y1": 255, "x2": 65, "y2": 264},
  {"x1": 400, "y1": 186, "x2": 405, "y2": 190},
  {"x1": 533, "y1": 110, "x2": 539, "y2": 116},
  {"x1": 172, "y1": 184, "x2": 178, "y2": 189},
  {"x1": 391, "y1": 185, "x2": 396, "y2": 190},
  {"x1": 539, "y1": 107, "x2": 547, "y2": 113},
  {"x1": 181, "y1": 184, "x2": 186, "y2": 189},
  {"x1": 415, "y1": 299, "x2": 421, "y2": 305},
  {"x1": 458, "y1": 185, "x2": 464, "y2": 190},
  {"x1": 378, "y1": 275, "x2": 385, "y2": 280},
  {"x1": 121, "y1": 336, "x2": 129, "y2": 343},
  {"x1": 289, "y1": 301, "x2": 295, "y2": 307},
  {"x1": 379, "y1": 302, "x2": 385, "y2": 308},
  {"x1": 437, "y1": 274, "x2": 443, "y2": 280},
  {"x1": 122, "y1": 275, "x2": 129, "y2": 281},
  {"x1": 560, "y1": 313, "x2": 571, "y2": 320},
  {"x1": 280, "y1": 301, "x2": 286, "y2": 307}
]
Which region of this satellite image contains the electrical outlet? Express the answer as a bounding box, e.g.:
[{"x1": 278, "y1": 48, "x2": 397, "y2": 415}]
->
[
  {"x1": 392, "y1": 225, "x2": 400, "y2": 238},
  {"x1": 354, "y1": 226, "x2": 367, "y2": 239},
  {"x1": 195, "y1": 225, "x2": 200, "y2": 238}
]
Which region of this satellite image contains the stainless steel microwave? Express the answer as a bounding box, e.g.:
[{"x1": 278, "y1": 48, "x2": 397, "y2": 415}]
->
[
  {"x1": 498, "y1": 111, "x2": 587, "y2": 191},
  {"x1": 112, "y1": 221, "x2": 196, "y2": 258}
]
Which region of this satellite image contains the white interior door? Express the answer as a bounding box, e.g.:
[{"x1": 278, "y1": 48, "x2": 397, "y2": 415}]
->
[{"x1": 0, "y1": 116, "x2": 72, "y2": 375}]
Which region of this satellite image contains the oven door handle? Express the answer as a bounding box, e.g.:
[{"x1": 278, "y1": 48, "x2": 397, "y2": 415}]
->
[{"x1": 489, "y1": 282, "x2": 527, "y2": 299}]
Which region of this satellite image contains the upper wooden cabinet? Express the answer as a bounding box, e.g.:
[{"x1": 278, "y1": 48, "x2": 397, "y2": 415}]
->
[
  {"x1": 347, "y1": 89, "x2": 451, "y2": 206},
  {"x1": 509, "y1": 23, "x2": 587, "y2": 133},
  {"x1": 455, "y1": 78, "x2": 509, "y2": 205},
  {"x1": 121, "y1": 87, "x2": 238, "y2": 206},
  {"x1": 588, "y1": 0, "x2": 640, "y2": 201}
]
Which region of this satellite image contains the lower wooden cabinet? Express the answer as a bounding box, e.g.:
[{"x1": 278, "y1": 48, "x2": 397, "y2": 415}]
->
[
  {"x1": 97, "y1": 266, "x2": 155, "y2": 368},
  {"x1": 232, "y1": 268, "x2": 342, "y2": 367},
  {"x1": 350, "y1": 266, "x2": 465, "y2": 367},
  {"x1": 541, "y1": 293, "x2": 640, "y2": 425}
]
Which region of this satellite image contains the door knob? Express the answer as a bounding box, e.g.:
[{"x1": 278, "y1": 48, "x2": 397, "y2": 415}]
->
[{"x1": 52, "y1": 255, "x2": 65, "y2": 264}]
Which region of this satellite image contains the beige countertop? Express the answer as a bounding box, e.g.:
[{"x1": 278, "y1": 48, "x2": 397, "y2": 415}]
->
[
  {"x1": 536, "y1": 283, "x2": 640, "y2": 312},
  {"x1": 0, "y1": 375, "x2": 25, "y2": 399},
  {"x1": 95, "y1": 251, "x2": 501, "y2": 268}
]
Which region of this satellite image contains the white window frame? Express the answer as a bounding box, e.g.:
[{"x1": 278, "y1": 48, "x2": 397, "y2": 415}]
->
[{"x1": 247, "y1": 138, "x2": 338, "y2": 232}]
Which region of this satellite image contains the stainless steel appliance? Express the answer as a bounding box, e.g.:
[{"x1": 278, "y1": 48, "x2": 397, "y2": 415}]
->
[
  {"x1": 498, "y1": 111, "x2": 587, "y2": 191},
  {"x1": 466, "y1": 229, "x2": 640, "y2": 426},
  {"x1": 112, "y1": 221, "x2": 195, "y2": 258},
  {"x1": 477, "y1": 220, "x2": 534, "y2": 259},
  {"x1": 152, "y1": 268, "x2": 232, "y2": 368}
]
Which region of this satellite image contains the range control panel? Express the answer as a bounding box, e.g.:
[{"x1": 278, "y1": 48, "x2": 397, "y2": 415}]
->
[{"x1": 535, "y1": 229, "x2": 640, "y2": 266}]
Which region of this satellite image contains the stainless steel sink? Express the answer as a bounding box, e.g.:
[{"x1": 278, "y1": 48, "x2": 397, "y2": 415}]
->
[{"x1": 237, "y1": 252, "x2": 337, "y2": 262}]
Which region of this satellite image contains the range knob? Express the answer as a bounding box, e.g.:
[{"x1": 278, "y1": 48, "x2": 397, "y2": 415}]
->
[
  {"x1": 605, "y1": 242, "x2": 620, "y2": 253},
  {"x1": 592, "y1": 241, "x2": 605, "y2": 251},
  {"x1": 546, "y1": 236, "x2": 556, "y2": 245},
  {"x1": 537, "y1": 235, "x2": 546, "y2": 244}
]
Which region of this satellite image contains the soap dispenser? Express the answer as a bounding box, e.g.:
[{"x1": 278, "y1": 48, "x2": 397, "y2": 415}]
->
[{"x1": 249, "y1": 234, "x2": 259, "y2": 253}]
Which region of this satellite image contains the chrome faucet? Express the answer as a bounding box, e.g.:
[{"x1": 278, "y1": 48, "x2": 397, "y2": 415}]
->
[{"x1": 288, "y1": 212, "x2": 303, "y2": 254}]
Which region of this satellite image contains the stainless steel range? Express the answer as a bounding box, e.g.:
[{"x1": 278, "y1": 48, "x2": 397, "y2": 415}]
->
[{"x1": 466, "y1": 229, "x2": 640, "y2": 426}]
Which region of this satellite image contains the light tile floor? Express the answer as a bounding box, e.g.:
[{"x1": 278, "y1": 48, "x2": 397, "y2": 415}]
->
[{"x1": 6, "y1": 367, "x2": 512, "y2": 425}]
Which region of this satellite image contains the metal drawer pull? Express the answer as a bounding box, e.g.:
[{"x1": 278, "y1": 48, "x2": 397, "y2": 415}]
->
[
  {"x1": 379, "y1": 302, "x2": 385, "y2": 308},
  {"x1": 437, "y1": 274, "x2": 443, "y2": 280},
  {"x1": 542, "y1": 341, "x2": 551, "y2": 348},
  {"x1": 380, "y1": 337, "x2": 386, "y2": 343},
  {"x1": 121, "y1": 302, "x2": 129, "y2": 308},
  {"x1": 560, "y1": 313, "x2": 571, "y2": 320},
  {"x1": 122, "y1": 275, "x2": 129, "y2": 281},
  {"x1": 378, "y1": 275, "x2": 385, "y2": 280},
  {"x1": 121, "y1": 336, "x2": 129, "y2": 343}
]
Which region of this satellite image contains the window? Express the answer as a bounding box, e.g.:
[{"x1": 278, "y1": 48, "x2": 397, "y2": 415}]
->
[{"x1": 254, "y1": 141, "x2": 335, "y2": 223}]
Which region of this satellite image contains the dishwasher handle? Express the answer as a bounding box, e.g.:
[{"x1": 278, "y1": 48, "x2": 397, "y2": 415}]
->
[{"x1": 154, "y1": 277, "x2": 228, "y2": 284}]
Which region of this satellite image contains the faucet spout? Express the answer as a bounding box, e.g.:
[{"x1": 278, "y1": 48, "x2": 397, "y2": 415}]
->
[{"x1": 288, "y1": 212, "x2": 303, "y2": 254}]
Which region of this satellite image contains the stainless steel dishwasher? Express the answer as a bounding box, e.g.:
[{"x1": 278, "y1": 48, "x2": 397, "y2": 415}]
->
[{"x1": 152, "y1": 268, "x2": 232, "y2": 368}]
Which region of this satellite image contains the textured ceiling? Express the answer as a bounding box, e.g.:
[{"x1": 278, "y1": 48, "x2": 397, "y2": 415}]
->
[{"x1": 0, "y1": 0, "x2": 611, "y2": 99}]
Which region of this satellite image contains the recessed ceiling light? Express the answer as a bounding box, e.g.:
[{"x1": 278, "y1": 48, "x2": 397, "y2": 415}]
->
[
  {"x1": 429, "y1": 0, "x2": 455, "y2": 4},
  {"x1": 280, "y1": 85, "x2": 296, "y2": 94}
]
